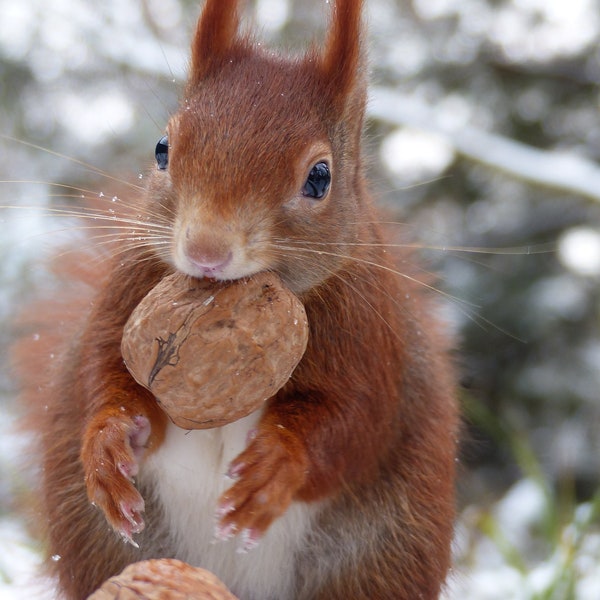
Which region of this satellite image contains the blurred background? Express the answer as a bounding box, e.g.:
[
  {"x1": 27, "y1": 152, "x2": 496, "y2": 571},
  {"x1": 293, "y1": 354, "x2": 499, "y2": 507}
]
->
[{"x1": 1, "y1": 0, "x2": 599, "y2": 597}]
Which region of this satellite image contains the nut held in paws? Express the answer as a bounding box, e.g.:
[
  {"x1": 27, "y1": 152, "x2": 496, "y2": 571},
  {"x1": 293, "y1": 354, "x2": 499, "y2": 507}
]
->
[{"x1": 121, "y1": 271, "x2": 309, "y2": 429}]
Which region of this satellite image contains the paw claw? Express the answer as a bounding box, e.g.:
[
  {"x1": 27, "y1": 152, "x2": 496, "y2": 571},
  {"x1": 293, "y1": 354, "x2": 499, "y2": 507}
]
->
[
  {"x1": 237, "y1": 528, "x2": 261, "y2": 553},
  {"x1": 214, "y1": 521, "x2": 238, "y2": 542},
  {"x1": 118, "y1": 460, "x2": 138, "y2": 480},
  {"x1": 120, "y1": 532, "x2": 140, "y2": 549},
  {"x1": 226, "y1": 462, "x2": 244, "y2": 480},
  {"x1": 119, "y1": 499, "x2": 145, "y2": 531},
  {"x1": 215, "y1": 500, "x2": 236, "y2": 518}
]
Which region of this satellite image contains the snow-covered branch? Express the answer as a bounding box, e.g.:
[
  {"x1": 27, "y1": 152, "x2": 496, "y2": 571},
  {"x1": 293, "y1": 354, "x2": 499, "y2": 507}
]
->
[{"x1": 369, "y1": 87, "x2": 600, "y2": 204}]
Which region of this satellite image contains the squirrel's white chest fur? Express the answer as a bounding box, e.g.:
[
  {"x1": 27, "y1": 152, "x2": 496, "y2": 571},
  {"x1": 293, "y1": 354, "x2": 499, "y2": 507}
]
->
[{"x1": 142, "y1": 414, "x2": 318, "y2": 600}]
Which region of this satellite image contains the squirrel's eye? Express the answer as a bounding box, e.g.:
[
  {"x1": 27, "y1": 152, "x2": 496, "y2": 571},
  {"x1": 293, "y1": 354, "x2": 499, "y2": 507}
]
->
[
  {"x1": 302, "y1": 162, "x2": 331, "y2": 199},
  {"x1": 155, "y1": 135, "x2": 169, "y2": 170}
]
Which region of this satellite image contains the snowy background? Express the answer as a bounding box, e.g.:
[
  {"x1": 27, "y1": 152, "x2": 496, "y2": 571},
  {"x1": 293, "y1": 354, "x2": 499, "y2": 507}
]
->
[{"x1": 1, "y1": 0, "x2": 600, "y2": 598}]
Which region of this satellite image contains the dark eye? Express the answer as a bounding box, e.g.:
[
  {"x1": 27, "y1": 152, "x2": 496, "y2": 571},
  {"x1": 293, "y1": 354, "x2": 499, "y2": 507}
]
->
[
  {"x1": 302, "y1": 162, "x2": 331, "y2": 199},
  {"x1": 155, "y1": 135, "x2": 169, "y2": 170}
]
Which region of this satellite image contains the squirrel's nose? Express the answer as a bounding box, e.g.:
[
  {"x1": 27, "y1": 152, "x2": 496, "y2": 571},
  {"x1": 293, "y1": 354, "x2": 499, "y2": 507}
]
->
[{"x1": 181, "y1": 229, "x2": 234, "y2": 278}]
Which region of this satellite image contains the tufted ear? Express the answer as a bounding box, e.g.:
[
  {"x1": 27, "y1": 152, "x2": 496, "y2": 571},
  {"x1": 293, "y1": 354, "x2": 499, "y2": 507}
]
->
[
  {"x1": 189, "y1": 0, "x2": 244, "y2": 84},
  {"x1": 317, "y1": 0, "x2": 366, "y2": 114}
]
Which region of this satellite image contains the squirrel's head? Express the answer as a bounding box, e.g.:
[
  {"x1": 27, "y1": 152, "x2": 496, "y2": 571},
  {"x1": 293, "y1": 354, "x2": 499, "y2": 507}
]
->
[{"x1": 148, "y1": 0, "x2": 368, "y2": 293}]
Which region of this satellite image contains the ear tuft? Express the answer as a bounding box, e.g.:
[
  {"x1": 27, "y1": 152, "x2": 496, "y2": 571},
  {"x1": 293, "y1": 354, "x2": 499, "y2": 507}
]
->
[
  {"x1": 189, "y1": 0, "x2": 244, "y2": 84},
  {"x1": 318, "y1": 0, "x2": 365, "y2": 112}
]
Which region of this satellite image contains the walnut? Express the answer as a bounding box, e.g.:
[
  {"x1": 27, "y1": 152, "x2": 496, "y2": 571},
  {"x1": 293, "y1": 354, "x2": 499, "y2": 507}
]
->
[
  {"x1": 88, "y1": 558, "x2": 238, "y2": 599},
  {"x1": 121, "y1": 271, "x2": 308, "y2": 429}
]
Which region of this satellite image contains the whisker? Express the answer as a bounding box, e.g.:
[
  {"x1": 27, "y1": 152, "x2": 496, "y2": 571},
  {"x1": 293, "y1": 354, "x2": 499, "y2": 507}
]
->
[
  {"x1": 304, "y1": 231, "x2": 556, "y2": 257},
  {"x1": 273, "y1": 241, "x2": 469, "y2": 304},
  {"x1": 1, "y1": 180, "x2": 116, "y2": 198},
  {"x1": 78, "y1": 235, "x2": 168, "y2": 252},
  {"x1": 12, "y1": 227, "x2": 167, "y2": 252},
  {"x1": 76, "y1": 231, "x2": 170, "y2": 245},
  {"x1": 267, "y1": 246, "x2": 423, "y2": 338},
  {"x1": 271, "y1": 241, "x2": 524, "y2": 339},
  {"x1": 375, "y1": 174, "x2": 454, "y2": 197},
  {"x1": 51, "y1": 243, "x2": 169, "y2": 270},
  {"x1": 0, "y1": 136, "x2": 145, "y2": 192},
  {"x1": 1, "y1": 188, "x2": 175, "y2": 227},
  {"x1": 0, "y1": 205, "x2": 173, "y2": 231}
]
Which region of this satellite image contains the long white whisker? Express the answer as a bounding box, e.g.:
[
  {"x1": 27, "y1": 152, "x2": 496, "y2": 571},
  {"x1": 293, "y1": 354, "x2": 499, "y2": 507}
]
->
[
  {"x1": 273, "y1": 242, "x2": 473, "y2": 307},
  {"x1": 51, "y1": 244, "x2": 167, "y2": 269},
  {"x1": 1, "y1": 180, "x2": 113, "y2": 197},
  {"x1": 277, "y1": 237, "x2": 555, "y2": 256},
  {"x1": 0, "y1": 136, "x2": 145, "y2": 192},
  {"x1": 0, "y1": 205, "x2": 173, "y2": 232},
  {"x1": 267, "y1": 247, "x2": 425, "y2": 338},
  {"x1": 376, "y1": 174, "x2": 454, "y2": 196},
  {"x1": 272, "y1": 242, "x2": 524, "y2": 339}
]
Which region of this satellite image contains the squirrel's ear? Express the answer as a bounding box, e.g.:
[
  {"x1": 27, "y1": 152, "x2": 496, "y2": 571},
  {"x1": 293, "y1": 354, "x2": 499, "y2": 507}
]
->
[
  {"x1": 189, "y1": 0, "x2": 243, "y2": 83},
  {"x1": 317, "y1": 0, "x2": 366, "y2": 114}
]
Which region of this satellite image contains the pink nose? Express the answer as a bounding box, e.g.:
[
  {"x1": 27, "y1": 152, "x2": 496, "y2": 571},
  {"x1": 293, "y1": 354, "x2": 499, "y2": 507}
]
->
[
  {"x1": 191, "y1": 253, "x2": 233, "y2": 276},
  {"x1": 185, "y1": 237, "x2": 232, "y2": 276}
]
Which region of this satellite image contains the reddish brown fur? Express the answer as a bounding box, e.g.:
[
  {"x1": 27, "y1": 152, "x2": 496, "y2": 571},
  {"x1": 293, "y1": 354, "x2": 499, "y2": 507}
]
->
[{"x1": 15, "y1": 1, "x2": 458, "y2": 598}]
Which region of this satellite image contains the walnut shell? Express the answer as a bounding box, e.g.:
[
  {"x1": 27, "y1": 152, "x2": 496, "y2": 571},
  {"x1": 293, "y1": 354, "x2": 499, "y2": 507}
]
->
[
  {"x1": 121, "y1": 271, "x2": 308, "y2": 429},
  {"x1": 88, "y1": 558, "x2": 238, "y2": 599}
]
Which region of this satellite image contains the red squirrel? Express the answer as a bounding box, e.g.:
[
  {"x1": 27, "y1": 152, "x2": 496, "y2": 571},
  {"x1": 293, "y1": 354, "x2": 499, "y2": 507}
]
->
[{"x1": 15, "y1": 0, "x2": 459, "y2": 598}]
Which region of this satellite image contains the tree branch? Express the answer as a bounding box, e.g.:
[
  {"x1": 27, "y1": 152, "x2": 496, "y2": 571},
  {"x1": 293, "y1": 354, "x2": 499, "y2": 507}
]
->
[{"x1": 369, "y1": 87, "x2": 600, "y2": 204}]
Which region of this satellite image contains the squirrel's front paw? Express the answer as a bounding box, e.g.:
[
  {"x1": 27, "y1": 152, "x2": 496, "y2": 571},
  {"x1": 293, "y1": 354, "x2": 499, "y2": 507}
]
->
[
  {"x1": 215, "y1": 429, "x2": 308, "y2": 551},
  {"x1": 81, "y1": 413, "x2": 151, "y2": 546}
]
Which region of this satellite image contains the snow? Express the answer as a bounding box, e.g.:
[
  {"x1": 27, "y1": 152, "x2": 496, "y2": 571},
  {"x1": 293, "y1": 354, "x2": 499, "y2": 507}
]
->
[
  {"x1": 1, "y1": 0, "x2": 600, "y2": 597},
  {"x1": 446, "y1": 479, "x2": 600, "y2": 600},
  {"x1": 558, "y1": 227, "x2": 600, "y2": 278},
  {"x1": 380, "y1": 127, "x2": 455, "y2": 184},
  {"x1": 56, "y1": 90, "x2": 135, "y2": 147},
  {"x1": 256, "y1": 0, "x2": 290, "y2": 32},
  {"x1": 0, "y1": 0, "x2": 188, "y2": 80},
  {"x1": 412, "y1": 0, "x2": 599, "y2": 63},
  {"x1": 490, "y1": 0, "x2": 599, "y2": 62},
  {"x1": 369, "y1": 86, "x2": 600, "y2": 204},
  {"x1": 0, "y1": 415, "x2": 55, "y2": 600},
  {"x1": 0, "y1": 518, "x2": 54, "y2": 600}
]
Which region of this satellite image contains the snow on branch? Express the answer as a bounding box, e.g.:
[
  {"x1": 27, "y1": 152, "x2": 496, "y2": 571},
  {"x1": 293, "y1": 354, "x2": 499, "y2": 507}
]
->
[{"x1": 369, "y1": 87, "x2": 600, "y2": 204}]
